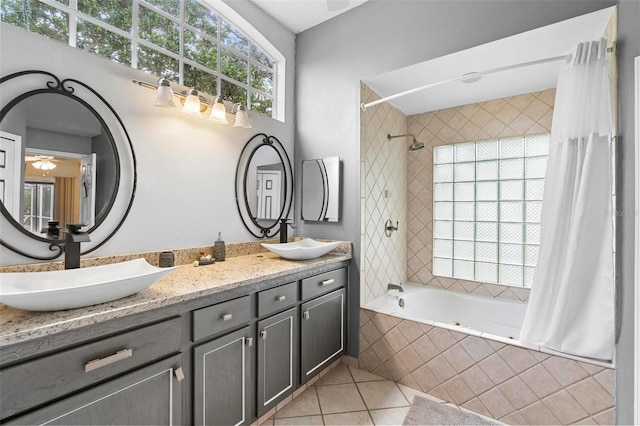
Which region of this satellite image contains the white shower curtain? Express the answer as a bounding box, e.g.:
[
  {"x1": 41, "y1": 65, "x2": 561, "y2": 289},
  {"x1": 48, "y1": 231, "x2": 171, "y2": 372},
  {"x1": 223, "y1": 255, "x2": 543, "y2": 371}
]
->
[{"x1": 519, "y1": 38, "x2": 615, "y2": 361}]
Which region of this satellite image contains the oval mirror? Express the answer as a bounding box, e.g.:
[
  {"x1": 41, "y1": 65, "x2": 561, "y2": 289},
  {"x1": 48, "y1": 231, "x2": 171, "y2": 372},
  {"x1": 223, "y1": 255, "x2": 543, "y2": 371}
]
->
[
  {"x1": 0, "y1": 71, "x2": 136, "y2": 261},
  {"x1": 235, "y1": 134, "x2": 293, "y2": 238}
]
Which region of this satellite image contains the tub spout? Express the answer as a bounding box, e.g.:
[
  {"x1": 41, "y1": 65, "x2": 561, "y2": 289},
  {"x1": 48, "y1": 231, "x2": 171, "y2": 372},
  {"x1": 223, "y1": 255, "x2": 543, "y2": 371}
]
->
[{"x1": 387, "y1": 282, "x2": 404, "y2": 292}]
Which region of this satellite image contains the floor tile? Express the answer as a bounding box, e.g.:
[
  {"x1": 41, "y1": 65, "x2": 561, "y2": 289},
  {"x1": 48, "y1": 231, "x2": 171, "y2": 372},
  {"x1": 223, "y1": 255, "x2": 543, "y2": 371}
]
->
[
  {"x1": 316, "y1": 382, "x2": 367, "y2": 414},
  {"x1": 316, "y1": 363, "x2": 354, "y2": 385},
  {"x1": 357, "y1": 380, "x2": 410, "y2": 410},
  {"x1": 397, "y1": 383, "x2": 444, "y2": 405},
  {"x1": 349, "y1": 366, "x2": 387, "y2": 382},
  {"x1": 369, "y1": 407, "x2": 411, "y2": 425},
  {"x1": 274, "y1": 386, "x2": 321, "y2": 419},
  {"x1": 273, "y1": 415, "x2": 324, "y2": 425},
  {"x1": 323, "y1": 411, "x2": 374, "y2": 425}
]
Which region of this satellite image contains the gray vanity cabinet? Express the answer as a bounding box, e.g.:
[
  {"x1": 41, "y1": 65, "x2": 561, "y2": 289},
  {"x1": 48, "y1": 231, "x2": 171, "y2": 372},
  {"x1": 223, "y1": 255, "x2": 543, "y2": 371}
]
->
[
  {"x1": 8, "y1": 355, "x2": 182, "y2": 425},
  {"x1": 256, "y1": 307, "x2": 298, "y2": 416},
  {"x1": 193, "y1": 325, "x2": 254, "y2": 426},
  {"x1": 300, "y1": 288, "x2": 346, "y2": 384}
]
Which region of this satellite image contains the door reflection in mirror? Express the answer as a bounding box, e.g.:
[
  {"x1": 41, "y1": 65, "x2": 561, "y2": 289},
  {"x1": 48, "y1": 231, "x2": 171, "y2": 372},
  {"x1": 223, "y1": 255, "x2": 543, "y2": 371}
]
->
[{"x1": 302, "y1": 157, "x2": 341, "y2": 222}]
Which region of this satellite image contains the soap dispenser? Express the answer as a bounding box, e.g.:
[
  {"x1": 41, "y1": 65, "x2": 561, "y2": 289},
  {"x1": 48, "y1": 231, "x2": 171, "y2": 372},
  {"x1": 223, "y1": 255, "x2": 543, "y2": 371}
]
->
[{"x1": 214, "y1": 232, "x2": 226, "y2": 261}]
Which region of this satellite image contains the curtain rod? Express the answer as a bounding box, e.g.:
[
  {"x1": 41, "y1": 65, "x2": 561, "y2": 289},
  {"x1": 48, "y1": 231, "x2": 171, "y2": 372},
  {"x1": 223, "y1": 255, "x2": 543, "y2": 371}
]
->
[{"x1": 360, "y1": 54, "x2": 573, "y2": 111}]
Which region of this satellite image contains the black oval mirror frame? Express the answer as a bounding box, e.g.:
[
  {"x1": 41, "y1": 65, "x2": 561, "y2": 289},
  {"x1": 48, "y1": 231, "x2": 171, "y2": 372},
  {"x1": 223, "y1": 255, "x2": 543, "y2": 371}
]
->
[
  {"x1": 0, "y1": 71, "x2": 136, "y2": 261},
  {"x1": 235, "y1": 134, "x2": 293, "y2": 238}
]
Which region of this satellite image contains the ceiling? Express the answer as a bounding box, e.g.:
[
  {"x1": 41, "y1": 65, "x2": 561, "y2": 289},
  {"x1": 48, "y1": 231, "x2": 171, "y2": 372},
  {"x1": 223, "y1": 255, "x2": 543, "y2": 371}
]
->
[
  {"x1": 249, "y1": 0, "x2": 370, "y2": 34},
  {"x1": 363, "y1": 6, "x2": 615, "y2": 115}
]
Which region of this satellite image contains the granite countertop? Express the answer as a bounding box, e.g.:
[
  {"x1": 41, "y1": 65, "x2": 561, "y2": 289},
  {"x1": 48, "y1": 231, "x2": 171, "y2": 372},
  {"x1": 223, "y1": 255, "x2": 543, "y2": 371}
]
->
[{"x1": 0, "y1": 251, "x2": 351, "y2": 348}]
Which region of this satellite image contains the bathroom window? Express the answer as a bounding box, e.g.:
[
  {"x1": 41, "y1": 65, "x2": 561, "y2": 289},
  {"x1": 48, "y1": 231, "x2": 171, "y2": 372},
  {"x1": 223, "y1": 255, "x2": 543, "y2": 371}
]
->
[
  {"x1": 1, "y1": 0, "x2": 279, "y2": 118},
  {"x1": 432, "y1": 134, "x2": 549, "y2": 288}
]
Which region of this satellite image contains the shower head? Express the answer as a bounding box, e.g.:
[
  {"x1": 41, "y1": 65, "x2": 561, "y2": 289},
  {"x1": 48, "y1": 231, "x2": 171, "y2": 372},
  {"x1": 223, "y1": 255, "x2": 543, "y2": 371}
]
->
[{"x1": 387, "y1": 133, "x2": 425, "y2": 152}]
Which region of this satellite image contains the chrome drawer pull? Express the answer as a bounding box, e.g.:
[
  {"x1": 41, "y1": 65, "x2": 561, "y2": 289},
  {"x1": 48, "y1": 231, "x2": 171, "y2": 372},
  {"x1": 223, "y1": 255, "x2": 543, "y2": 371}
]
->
[
  {"x1": 174, "y1": 367, "x2": 185, "y2": 382},
  {"x1": 321, "y1": 279, "x2": 335, "y2": 286},
  {"x1": 276, "y1": 295, "x2": 286, "y2": 301},
  {"x1": 260, "y1": 330, "x2": 268, "y2": 339},
  {"x1": 303, "y1": 311, "x2": 310, "y2": 320},
  {"x1": 222, "y1": 313, "x2": 233, "y2": 321},
  {"x1": 85, "y1": 348, "x2": 133, "y2": 373},
  {"x1": 246, "y1": 337, "x2": 254, "y2": 347}
]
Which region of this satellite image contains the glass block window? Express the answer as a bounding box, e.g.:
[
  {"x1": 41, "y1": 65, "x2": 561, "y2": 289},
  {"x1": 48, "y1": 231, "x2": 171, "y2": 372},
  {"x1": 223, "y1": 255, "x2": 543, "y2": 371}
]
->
[
  {"x1": 432, "y1": 134, "x2": 550, "y2": 288},
  {"x1": 1, "y1": 0, "x2": 278, "y2": 118}
]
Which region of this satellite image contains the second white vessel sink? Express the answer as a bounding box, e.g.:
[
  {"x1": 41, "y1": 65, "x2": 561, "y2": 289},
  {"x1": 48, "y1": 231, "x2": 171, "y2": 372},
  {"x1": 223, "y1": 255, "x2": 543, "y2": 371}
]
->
[
  {"x1": 0, "y1": 258, "x2": 178, "y2": 311},
  {"x1": 261, "y1": 238, "x2": 342, "y2": 260}
]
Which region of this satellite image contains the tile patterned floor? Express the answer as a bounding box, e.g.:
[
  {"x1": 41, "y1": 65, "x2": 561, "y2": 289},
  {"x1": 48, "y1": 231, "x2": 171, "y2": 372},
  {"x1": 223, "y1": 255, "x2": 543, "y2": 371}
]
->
[{"x1": 260, "y1": 363, "x2": 499, "y2": 425}]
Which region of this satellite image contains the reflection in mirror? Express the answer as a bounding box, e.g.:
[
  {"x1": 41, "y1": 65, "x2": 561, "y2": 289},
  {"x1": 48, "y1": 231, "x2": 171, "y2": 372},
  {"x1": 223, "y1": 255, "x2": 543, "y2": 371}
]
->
[
  {"x1": 1, "y1": 93, "x2": 117, "y2": 237},
  {"x1": 302, "y1": 157, "x2": 341, "y2": 222}
]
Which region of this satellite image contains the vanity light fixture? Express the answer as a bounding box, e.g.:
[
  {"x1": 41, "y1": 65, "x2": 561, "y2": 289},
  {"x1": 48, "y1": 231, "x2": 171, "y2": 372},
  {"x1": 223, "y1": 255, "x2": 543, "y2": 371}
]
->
[
  {"x1": 132, "y1": 78, "x2": 252, "y2": 128},
  {"x1": 209, "y1": 96, "x2": 229, "y2": 124}
]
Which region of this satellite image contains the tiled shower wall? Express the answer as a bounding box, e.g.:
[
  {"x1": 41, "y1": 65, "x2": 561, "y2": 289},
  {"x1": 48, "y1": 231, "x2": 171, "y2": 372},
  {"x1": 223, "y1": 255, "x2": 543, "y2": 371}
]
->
[
  {"x1": 360, "y1": 83, "x2": 407, "y2": 305},
  {"x1": 345, "y1": 309, "x2": 615, "y2": 425},
  {"x1": 406, "y1": 89, "x2": 556, "y2": 301}
]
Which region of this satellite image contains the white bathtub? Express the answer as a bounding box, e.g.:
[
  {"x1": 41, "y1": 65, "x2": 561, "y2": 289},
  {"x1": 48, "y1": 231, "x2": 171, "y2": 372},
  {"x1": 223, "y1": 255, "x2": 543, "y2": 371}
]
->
[{"x1": 366, "y1": 283, "x2": 527, "y2": 340}]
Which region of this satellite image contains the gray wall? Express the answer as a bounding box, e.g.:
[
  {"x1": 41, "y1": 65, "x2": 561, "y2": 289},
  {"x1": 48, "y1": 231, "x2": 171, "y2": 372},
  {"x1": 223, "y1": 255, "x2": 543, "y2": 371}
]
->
[{"x1": 294, "y1": 0, "x2": 636, "y2": 421}]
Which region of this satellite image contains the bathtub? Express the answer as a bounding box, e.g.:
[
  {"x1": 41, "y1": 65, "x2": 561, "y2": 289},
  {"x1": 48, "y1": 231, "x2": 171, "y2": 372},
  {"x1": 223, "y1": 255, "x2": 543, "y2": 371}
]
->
[{"x1": 366, "y1": 283, "x2": 528, "y2": 341}]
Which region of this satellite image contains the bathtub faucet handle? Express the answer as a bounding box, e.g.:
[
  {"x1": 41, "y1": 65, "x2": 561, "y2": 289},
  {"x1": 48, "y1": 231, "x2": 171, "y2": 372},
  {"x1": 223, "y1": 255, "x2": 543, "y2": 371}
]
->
[{"x1": 387, "y1": 282, "x2": 404, "y2": 293}]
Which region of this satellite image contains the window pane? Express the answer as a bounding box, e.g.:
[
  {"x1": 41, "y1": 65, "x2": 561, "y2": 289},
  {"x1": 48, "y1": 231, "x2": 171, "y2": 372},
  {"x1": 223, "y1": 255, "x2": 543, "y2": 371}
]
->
[
  {"x1": 454, "y1": 202, "x2": 474, "y2": 221},
  {"x1": 455, "y1": 142, "x2": 475, "y2": 162},
  {"x1": 476, "y1": 161, "x2": 498, "y2": 181},
  {"x1": 250, "y1": 64, "x2": 274, "y2": 95},
  {"x1": 500, "y1": 264, "x2": 523, "y2": 286},
  {"x1": 434, "y1": 239, "x2": 453, "y2": 258},
  {"x1": 526, "y1": 224, "x2": 541, "y2": 245},
  {"x1": 434, "y1": 183, "x2": 453, "y2": 201},
  {"x1": 525, "y1": 134, "x2": 550, "y2": 157},
  {"x1": 184, "y1": 64, "x2": 217, "y2": 97},
  {"x1": 137, "y1": 45, "x2": 179, "y2": 80},
  {"x1": 476, "y1": 262, "x2": 498, "y2": 283},
  {"x1": 477, "y1": 181, "x2": 498, "y2": 201},
  {"x1": 434, "y1": 221, "x2": 453, "y2": 239},
  {"x1": 434, "y1": 164, "x2": 453, "y2": 183},
  {"x1": 500, "y1": 137, "x2": 524, "y2": 158},
  {"x1": 476, "y1": 222, "x2": 498, "y2": 242},
  {"x1": 525, "y1": 179, "x2": 545, "y2": 200},
  {"x1": 454, "y1": 163, "x2": 475, "y2": 182},
  {"x1": 434, "y1": 145, "x2": 453, "y2": 164},
  {"x1": 525, "y1": 157, "x2": 548, "y2": 179},
  {"x1": 251, "y1": 44, "x2": 274, "y2": 69},
  {"x1": 500, "y1": 180, "x2": 524, "y2": 200},
  {"x1": 185, "y1": 0, "x2": 218, "y2": 35},
  {"x1": 500, "y1": 158, "x2": 524, "y2": 179},
  {"x1": 500, "y1": 201, "x2": 524, "y2": 222},
  {"x1": 454, "y1": 222, "x2": 474, "y2": 241},
  {"x1": 475, "y1": 242, "x2": 498, "y2": 263},
  {"x1": 476, "y1": 202, "x2": 498, "y2": 222},
  {"x1": 144, "y1": 0, "x2": 179, "y2": 17},
  {"x1": 454, "y1": 241, "x2": 474, "y2": 260},
  {"x1": 433, "y1": 258, "x2": 452, "y2": 277},
  {"x1": 184, "y1": 29, "x2": 217, "y2": 70},
  {"x1": 221, "y1": 49, "x2": 248, "y2": 83},
  {"x1": 250, "y1": 92, "x2": 272, "y2": 115},
  {"x1": 77, "y1": 20, "x2": 132, "y2": 66},
  {"x1": 221, "y1": 18, "x2": 248, "y2": 55},
  {"x1": 2, "y1": 1, "x2": 69, "y2": 43},
  {"x1": 476, "y1": 140, "x2": 498, "y2": 161},
  {"x1": 454, "y1": 182, "x2": 474, "y2": 201},
  {"x1": 221, "y1": 79, "x2": 247, "y2": 104},
  {"x1": 453, "y1": 260, "x2": 474, "y2": 280},
  {"x1": 434, "y1": 202, "x2": 453, "y2": 221},
  {"x1": 500, "y1": 223, "x2": 524, "y2": 244},
  {"x1": 500, "y1": 243, "x2": 523, "y2": 265},
  {"x1": 139, "y1": 5, "x2": 179, "y2": 53},
  {"x1": 525, "y1": 201, "x2": 542, "y2": 223},
  {"x1": 525, "y1": 245, "x2": 539, "y2": 266},
  {"x1": 78, "y1": 0, "x2": 132, "y2": 32},
  {"x1": 524, "y1": 267, "x2": 536, "y2": 288}
]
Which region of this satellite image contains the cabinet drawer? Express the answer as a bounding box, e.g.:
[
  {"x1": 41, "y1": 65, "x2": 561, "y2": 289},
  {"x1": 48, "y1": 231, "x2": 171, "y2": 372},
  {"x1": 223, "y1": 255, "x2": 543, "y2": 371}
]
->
[
  {"x1": 301, "y1": 268, "x2": 347, "y2": 300},
  {"x1": 0, "y1": 317, "x2": 182, "y2": 420},
  {"x1": 192, "y1": 295, "x2": 251, "y2": 341},
  {"x1": 258, "y1": 282, "x2": 298, "y2": 317}
]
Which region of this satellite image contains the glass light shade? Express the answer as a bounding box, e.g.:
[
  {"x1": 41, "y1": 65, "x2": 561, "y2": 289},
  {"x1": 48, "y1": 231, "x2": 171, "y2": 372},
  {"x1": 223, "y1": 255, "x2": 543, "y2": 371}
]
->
[
  {"x1": 233, "y1": 105, "x2": 252, "y2": 128},
  {"x1": 32, "y1": 158, "x2": 56, "y2": 170},
  {"x1": 182, "y1": 88, "x2": 202, "y2": 116},
  {"x1": 209, "y1": 97, "x2": 228, "y2": 124},
  {"x1": 154, "y1": 78, "x2": 175, "y2": 107}
]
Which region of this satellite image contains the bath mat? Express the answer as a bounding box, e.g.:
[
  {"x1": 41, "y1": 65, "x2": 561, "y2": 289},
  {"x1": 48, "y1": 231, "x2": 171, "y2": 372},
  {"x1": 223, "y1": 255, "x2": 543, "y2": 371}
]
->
[{"x1": 402, "y1": 395, "x2": 499, "y2": 425}]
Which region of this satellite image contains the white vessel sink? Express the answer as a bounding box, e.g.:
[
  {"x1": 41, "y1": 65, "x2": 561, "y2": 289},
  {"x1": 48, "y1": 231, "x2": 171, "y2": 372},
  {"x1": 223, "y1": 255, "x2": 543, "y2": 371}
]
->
[
  {"x1": 0, "y1": 258, "x2": 178, "y2": 311},
  {"x1": 261, "y1": 238, "x2": 342, "y2": 260}
]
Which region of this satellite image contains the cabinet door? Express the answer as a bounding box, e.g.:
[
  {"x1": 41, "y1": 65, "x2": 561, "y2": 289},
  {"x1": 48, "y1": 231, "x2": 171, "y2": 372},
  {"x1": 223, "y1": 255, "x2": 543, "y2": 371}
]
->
[
  {"x1": 257, "y1": 307, "x2": 298, "y2": 416},
  {"x1": 193, "y1": 326, "x2": 253, "y2": 426},
  {"x1": 300, "y1": 288, "x2": 345, "y2": 384},
  {"x1": 7, "y1": 355, "x2": 182, "y2": 425}
]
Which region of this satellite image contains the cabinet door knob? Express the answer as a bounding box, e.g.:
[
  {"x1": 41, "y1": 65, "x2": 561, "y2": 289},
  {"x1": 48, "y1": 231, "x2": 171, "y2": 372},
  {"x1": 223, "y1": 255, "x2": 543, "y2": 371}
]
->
[
  {"x1": 276, "y1": 295, "x2": 286, "y2": 301},
  {"x1": 303, "y1": 311, "x2": 310, "y2": 320},
  {"x1": 321, "y1": 279, "x2": 335, "y2": 286},
  {"x1": 174, "y1": 367, "x2": 185, "y2": 382},
  {"x1": 260, "y1": 330, "x2": 268, "y2": 339},
  {"x1": 85, "y1": 348, "x2": 133, "y2": 373},
  {"x1": 246, "y1": 337, "x2": 254, "y2": 347},
  {"x1": 222, "y1": 313, "x2": 233, "y2": 321}
]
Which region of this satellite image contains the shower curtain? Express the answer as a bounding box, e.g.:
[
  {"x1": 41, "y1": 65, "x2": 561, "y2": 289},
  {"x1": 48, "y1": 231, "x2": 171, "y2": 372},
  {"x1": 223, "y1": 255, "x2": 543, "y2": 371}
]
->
[{"x1": 519, "y1": 38, "x2": 615, "y2": 361}]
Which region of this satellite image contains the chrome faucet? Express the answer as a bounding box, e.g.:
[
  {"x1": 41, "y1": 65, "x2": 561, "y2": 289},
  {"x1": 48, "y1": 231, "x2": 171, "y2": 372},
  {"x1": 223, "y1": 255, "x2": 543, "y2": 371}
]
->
[
  {"x1": 387, "y1": 282, "x2": 404, "y2": 292},
  {"x1": 65, "y1": 224, "x2": 91, "y2": 269}
]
